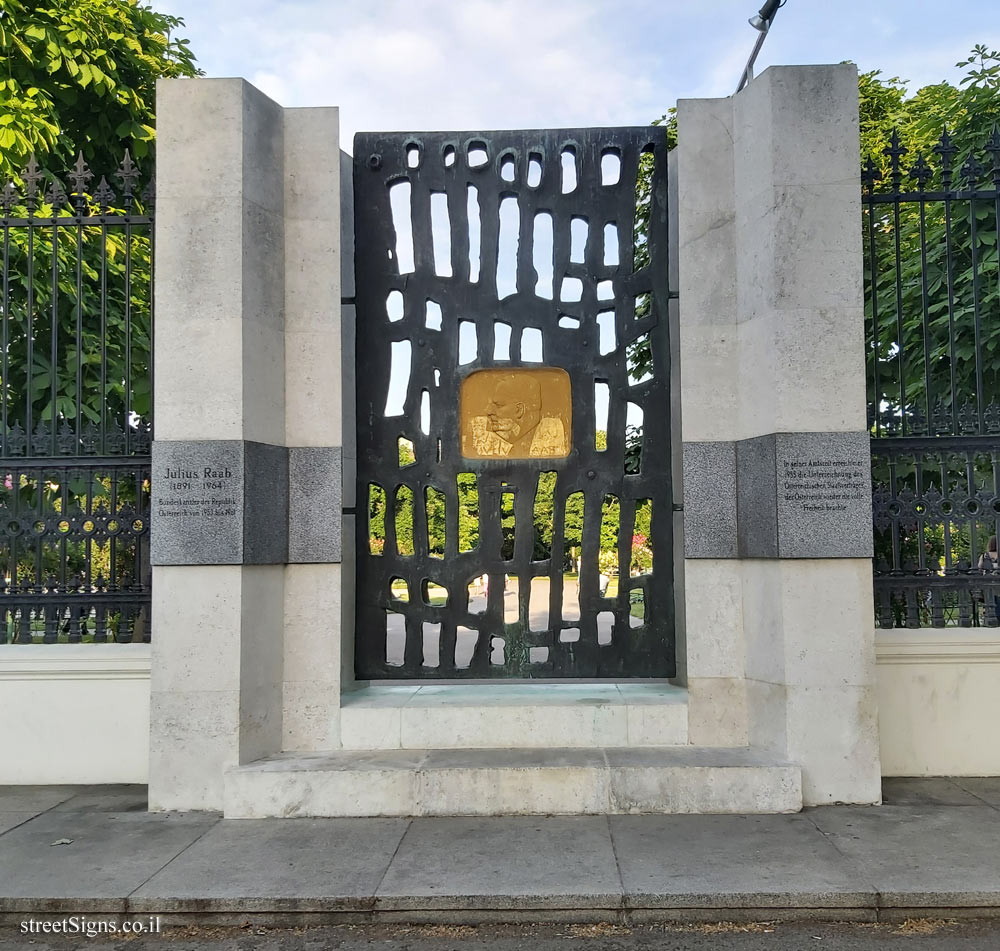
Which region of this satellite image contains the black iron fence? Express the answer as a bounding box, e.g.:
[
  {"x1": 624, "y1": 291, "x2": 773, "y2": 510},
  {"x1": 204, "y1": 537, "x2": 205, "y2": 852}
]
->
[
  {"x1": 865, "y1": 128, "x2": 1000, "y2": 627},
  {"x1": 0, "y1": 154, "x2": 153, "y2": 643}
]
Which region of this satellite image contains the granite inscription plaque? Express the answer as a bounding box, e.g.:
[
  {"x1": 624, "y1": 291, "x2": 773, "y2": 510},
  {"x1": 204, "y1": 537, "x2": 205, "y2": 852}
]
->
[
  {"x1": 150, "y1": 441, "x2": 244, "y2": 564},
  {"x1": 774, "y1": 432, "x2": 873, "y2": 558}
]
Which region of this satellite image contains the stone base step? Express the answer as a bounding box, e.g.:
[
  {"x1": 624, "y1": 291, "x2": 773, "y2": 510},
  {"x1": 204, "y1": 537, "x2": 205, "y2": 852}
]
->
[
  {"x1": 340, "y1": 683, "x2": 689, "y2": 750},
  {"x1": 224, "y1": 747, "x2": 802, "y2": 818}
]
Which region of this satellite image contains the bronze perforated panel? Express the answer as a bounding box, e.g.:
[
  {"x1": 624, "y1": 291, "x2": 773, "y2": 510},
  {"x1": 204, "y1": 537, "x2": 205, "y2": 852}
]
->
[{"x1": 353, "y1": 128, "x2": 674, "y2": 679}]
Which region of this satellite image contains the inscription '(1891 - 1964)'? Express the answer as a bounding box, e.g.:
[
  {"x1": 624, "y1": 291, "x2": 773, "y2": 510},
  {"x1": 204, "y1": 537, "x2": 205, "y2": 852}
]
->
[{"x1": 157, "y1": 464, "x2": 237, "y2": 519}]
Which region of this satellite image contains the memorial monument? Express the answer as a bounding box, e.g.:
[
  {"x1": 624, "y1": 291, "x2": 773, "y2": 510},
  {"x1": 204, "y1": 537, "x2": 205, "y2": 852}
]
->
[{"x1": 148, "y1": 63, "x2": 880, "y2": 816}]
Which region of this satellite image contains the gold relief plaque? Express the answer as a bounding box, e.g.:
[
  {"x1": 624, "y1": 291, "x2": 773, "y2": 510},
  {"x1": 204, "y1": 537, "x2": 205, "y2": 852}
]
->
[{"x1": 460, "y1": 368, "x2": 572, "y2": 459}]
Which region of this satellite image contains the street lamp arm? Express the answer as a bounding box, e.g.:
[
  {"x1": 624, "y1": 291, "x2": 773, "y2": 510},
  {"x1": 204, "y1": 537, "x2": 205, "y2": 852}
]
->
[{"x1": 736, "y1": 0, "x2": 787, "y2": 94}]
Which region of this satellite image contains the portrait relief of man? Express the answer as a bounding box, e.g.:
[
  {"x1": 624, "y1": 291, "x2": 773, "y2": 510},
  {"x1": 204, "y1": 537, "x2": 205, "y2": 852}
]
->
[{"x1": 462, "y1": 369, "x2": 571, "y2": 459}]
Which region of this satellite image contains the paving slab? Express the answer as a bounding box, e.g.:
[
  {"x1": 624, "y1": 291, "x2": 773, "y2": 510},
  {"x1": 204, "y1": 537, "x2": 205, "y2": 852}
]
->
[
  {"x1": 810, "y1": 804, "x2": 1000, "y2": 907},
  {"x1": 2, "y1": 780, "x2": 1000, "y2": 923},
  {"x1": 0, "y1": 786, "x2": 78, "y2": 813},
  {"x1": 0, "y1": 814, "x2": 36, "y2": 836},
  {"x1": 610, "y1": 813, "x2": 875, "y2": 909},
  {"x1": 130, "y1": 818, "x2": 409, "y2": 912},
  {"x1": 51, "y1": 785, "x2": 148, "y2": 813},
  {"x1": 0, "y1": 810, "x2": 217, "y2": 913},
  {"x1": 375, "y1": 816, "x2": 622, "y2": 910},
  {"x1": 881, "y1": 778, "x2": 985, "y2": 807},
  {"x1": 952, "y1": 778, "x2": 1000, "y2": 808}
]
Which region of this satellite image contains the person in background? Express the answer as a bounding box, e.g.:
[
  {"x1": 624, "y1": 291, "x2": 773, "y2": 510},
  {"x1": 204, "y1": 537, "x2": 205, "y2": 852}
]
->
[{"x1": 978, "y1": 536, "x2": 1000, "y2": 624}]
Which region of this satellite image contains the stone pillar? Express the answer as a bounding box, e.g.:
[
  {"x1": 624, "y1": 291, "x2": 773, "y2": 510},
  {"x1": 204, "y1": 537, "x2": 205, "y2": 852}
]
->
[
  {"x1": 676, "y1": 93, "x2": 749, "y2": 748},
  {"x1": 677, "y1": 65, "x2": 881, "y2": 805},
  {"x1": 282, "y1": 106, "x2": 345, "y2": 751},
  {"x1": 151, "y1": 79, "x2": 347, "y2": 809}
]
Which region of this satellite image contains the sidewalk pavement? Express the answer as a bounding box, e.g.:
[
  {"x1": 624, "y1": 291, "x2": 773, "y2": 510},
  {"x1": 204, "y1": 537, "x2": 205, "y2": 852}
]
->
[{"x1": 1, "y1": 778, "x2": 999, "y2": 926}]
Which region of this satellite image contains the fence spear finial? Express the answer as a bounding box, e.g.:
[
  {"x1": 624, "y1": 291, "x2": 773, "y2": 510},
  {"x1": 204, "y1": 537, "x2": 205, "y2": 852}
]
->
[
  {"x1": 933, "y1": 127, "x2": 958, "y2": 189},
  {"x1": 69, "y1": 152, "x2": 92, "y2": 214},
  {"x1": 21, "y1": 155, "x2": 41, "y2": 213},
  {"x1": 883, "y1": 129, "x2": 908, "y2": 189}
]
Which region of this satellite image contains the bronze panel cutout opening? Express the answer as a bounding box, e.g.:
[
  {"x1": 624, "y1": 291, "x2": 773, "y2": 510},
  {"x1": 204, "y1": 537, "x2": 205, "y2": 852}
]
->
[{"x1": 461, "y1": 368, "x2": 571, "y2": 459}]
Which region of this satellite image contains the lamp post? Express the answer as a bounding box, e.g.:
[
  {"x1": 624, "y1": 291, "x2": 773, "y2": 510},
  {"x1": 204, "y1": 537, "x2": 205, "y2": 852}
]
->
[{"x1": 736, "y1": 0, "x2": 785, "y2": 94}]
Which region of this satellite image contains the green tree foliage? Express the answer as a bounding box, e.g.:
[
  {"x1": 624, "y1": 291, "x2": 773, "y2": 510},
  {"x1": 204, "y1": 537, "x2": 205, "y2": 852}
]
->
[
  {"x1": 563, "y1": 490, "x2": 584, "y2": 567},
  {"x1": 499, "y1": 487, "x2": 515, "y2": 560},
  {"x1": 862, "y1": 45, "x2": 1000, "y2": 426},
  {"x1": 0, "y1": 0, "x2": 198, "y2": 176},
  {"x1": 860, "y1": 47, "x2": 1000, "y2": 179},
  {"x1": 531, "y1": 471, "x2": 556, "y2": 560},
  {"x1": 631, "y1": 500, "x2": 653, "y2": 574},
  {"x1": 425, "y1": 487, "x2": 446, "y2": 558},
  {"x1": 0, "y1": 4, "x2": 198, "y2": 622},
  {"x1": 370, "y1": 438, "x2": 652, "y2": 574},
  {"x1": 626, "y1": 112, "x2": 675, "y2": 392},
  {"x1": 457, "y1": 473, "x2": 480, "y2": 553},
  {"x1": 861, "y1": 47, "x2": 1000, "y2": 604},
  {"x1": 368, "y1": 484, "x2": 386, "y2": 555},
  {"x1": 0, "y1": 219, "x2": 154, "y2": 430},
  {"x1": 628, "y1": 49, "x2": 1000, "y2": 428},
  {"x1": 0, "y1": 1, "x2": 198, "y2": 432}
]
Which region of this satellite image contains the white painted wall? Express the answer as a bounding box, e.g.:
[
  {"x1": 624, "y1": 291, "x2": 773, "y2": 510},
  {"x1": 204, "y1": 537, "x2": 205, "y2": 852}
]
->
[
  {"x1": 0, "y1": 645, "x2": 150, "y2": 784},
  {"x1": 3, "y1": 632, "x2": 998, "y2": 783},
  {"x1": 876, "y1": 629, "x2": 1000, "y2": 777}
]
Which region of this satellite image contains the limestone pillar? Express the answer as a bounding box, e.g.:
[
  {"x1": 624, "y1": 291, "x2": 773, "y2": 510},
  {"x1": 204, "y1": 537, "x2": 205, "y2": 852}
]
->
[
  {"x1": 149, "y1": 79, "x2": 346, "y2": 810},
  {"x1": 677, "y1": 65, "x2": 881, "y2": 805},
  {"x1": 281, "y1": 106, "x2": 345, "y2": 752}
]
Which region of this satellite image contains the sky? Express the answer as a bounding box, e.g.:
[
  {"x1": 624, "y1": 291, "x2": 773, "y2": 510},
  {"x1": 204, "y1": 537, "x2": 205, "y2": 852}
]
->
[{"x1": 155, "y1": 0, "x2": 1000, "y2": 152}]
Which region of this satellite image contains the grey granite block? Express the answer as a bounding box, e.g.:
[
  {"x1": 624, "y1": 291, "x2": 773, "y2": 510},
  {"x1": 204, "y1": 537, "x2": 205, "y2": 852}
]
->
[
  {"x1": 774, "y1": 432, "x2": 873, "y2": 558},
  {"x1": 289, "y1": 446, "x2": 343, "y2": 563},
  {"x1": 245, "y1": 441, "x2": 290, "y2": 564},
  {"x1": 151, "y1": 440, "x2": 289, "y2": 566},
  {"x1": 733, "y1": 431, "x2": 873, "y2": 559},
  {"x1": 682, "y1": 441, "x2": 737, "y2": 558},
  {"x1": 736, "y1": 434, "x2": 778, "y2": 558}
]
